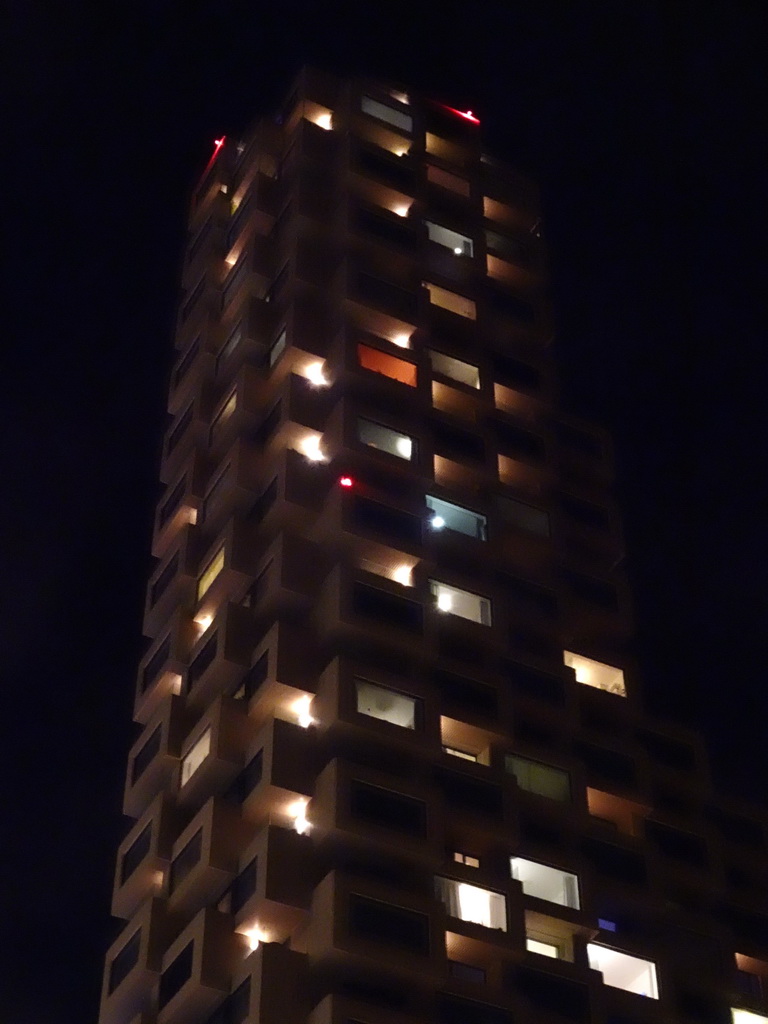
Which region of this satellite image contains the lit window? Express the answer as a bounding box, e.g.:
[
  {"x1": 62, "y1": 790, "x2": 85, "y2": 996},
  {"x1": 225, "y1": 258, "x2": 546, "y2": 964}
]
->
[
  {"x1": 424, "y1": 282, "x2": 476, "y2": 319},
  {"x1": 732, "y1": 1012, "x2": 768, "y2": 1024},
  {"x1": 427, "y1": 164, "x2": 470, "y2": 197},
  {"x1": 444, "y1": 746, "x2": 478, "y2": 762},
  {"x1": 435, "y1": 877, "x2": 507, "y2": 931},
  {"x1": 427, "y1": 495, "x2": 486, "y2": 539},
  {"x1": 209, "y1": 390, "x2": 236, "y2": 444},
  {"x1": 361, "y1": 95, "x2": 413, "y2": 133},
  {"x1": 563, "y1": 651, "x2": 626, "y2": 696},
  {"x1": 453, "y1": 852, "x2": 480, "y2": 868},
  {"x1": 197, "y1": 546, "x2": 225, "y2": 601},
  {"x1": 425, "y1": 221, "x2": 474, "y2": 257},
  {"x1": 355, "y1": 679, "x2": 416, "y2": 729},
  {"x1": 510, "y1": 857, "x2": 580, "y2": 909},
  {"x1": 527, "y1": 938, "x2": 559, "y2": 958},
  {"x1": 180, "y1": 727, "x2": 211, "y2": 786},
  {"x1": 428, "y1": 350, "x2": 480, "y2": 389},
  {"x1": 587, "y1": 944, "x2": 658, "y2": 999},
  {"x1": 268, "y1": 328, "x2": 287, "y2": 368},
  {"x1": 358, "y1": 418, "x2": 415, "y2": 461},
  {"x1": 357, "y1": 344, "x2": 417, "y2": 386},
  {"x1": 430, "y1": 581, "x2": 491, "y2": 625},
  {"x1": 505, "y1": 755, "x2": 570, "y2": 802}
]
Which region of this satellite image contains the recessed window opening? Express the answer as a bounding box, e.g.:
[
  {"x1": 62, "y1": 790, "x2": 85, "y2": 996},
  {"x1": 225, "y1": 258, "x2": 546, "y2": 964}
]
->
[
  {"x1": 444, "y1": 746, "x2": 477, "y2": 762},
  {"x1": 587, "y1": 944, "x2": 658, "y2": 999},
  {"x1": 361, "y1": 95, "x2": 413, "y2": 133},
  {"x1": 197, "y1": 546, "x2": 225, "y2": 601},
  {"x1": 505, "y1": 756, "x2": 570, "y2": 802},
  {"x1": 357, "y1": 344, "x2": 417, "y2": 386},
  {"x1": 563, "y1": 651, "x2": 626, "y2": 696},
  {"x1": 428, "y1": 350, "x2": 480, "y2": 389},
  {"x1": 435, "y1": 877, "x2": 507, "y2": 931},
  {"x1": 427, "y1": 164, "x2": 470, "y2": 196},
  {"x1": 268, "y1": 327, "x2": 287, "y2": 367},
  {"x1": 209, "y1": 390, "x2": 236, "y2": 444},
  {"x1": 426, "y1": 221, "x2": 474, "y2": 256},
  {"x1": 427, "y1": 495, "x2": 486, "y2": 539},
  {"x1": 424, "y1": 282, "x2": 476, "y2": 319},
  {"x1": 527, "y1": 938, "x2": 560, "y2": 958},
  {"x1": 358, "y1": 418, "x2": 415, "y2": 461},
  {"x1": 453, "y1": 852, "x2": 480, "y2": 868},
  {"x1": 180, "y1": 727, "x2": 211, "y2": 786},
  {"x1": 732, "y1": 1012, "x2": 768, "y2": 1024},
  {"x1": 510, "y1": 857, "x2": 580, "y2": 909},
  {"x1": 355, "y1": 679, "x2": 416, "y2": 729},
  {"x1": 430, "y1": 581, "x2": 491, "y2": 625}
]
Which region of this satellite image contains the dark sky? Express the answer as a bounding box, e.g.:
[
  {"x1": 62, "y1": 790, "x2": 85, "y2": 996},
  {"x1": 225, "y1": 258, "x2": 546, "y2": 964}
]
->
[{"x1": 3, "y1": 2, "x2": 767, "y2": 1022}]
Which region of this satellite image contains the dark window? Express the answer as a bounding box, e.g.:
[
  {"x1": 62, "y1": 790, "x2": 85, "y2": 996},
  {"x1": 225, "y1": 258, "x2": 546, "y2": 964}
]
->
[
  {"x1": 170, "y1": 829, "x2": 203, "y2": 892},
  {"x1": 202, "y1": 466, "x2": 230, "y2": 522},
  {"x1": 433, "y1": 669, "x2": 498, "y2": 718},
  {"x1": 576, "y1": 742, "x2": 636, "y2": 787},
  {"x1": 563, "y1": 570, "x2": 619, "y2": 611},
  {"x1": 108, "y1": 929, "x2": 141, "y2": 993},
  {"x1": 187, "y1": 633, "x2": 218, "y2": 691},
  {"x1": 248, "y1": 478, "x2": 278, "y2": 524},
  {"x1": 493, "y1": 418, "x2": 543, "y2": 461},
  {"x1": 736, "y1": 970, "x2": 764, "y2": 999},
  {"x1": 491, "y1": 352, "x2": 540, "y2": 391},
  {"x1": 159, "y1": 478, "x2": 187, "y2": 529},
  {"x1": 356, "y1": 273, "x2": 419, "y2": 320},
  {"x1": 514, "y1": 967, "x2": 590, "y2": 1021},
  {"x1": 226, "y1": 198, "x2": 253, "y2": 250},
  {"x1": 497, "y1": 496, "x2": 549, "y2": 537},
  {"x1": 181, "y1": 277, "x2": 206, "y2": 322},
  {"x1": 265, "y1": 263, "x2": 288, "y2": 305},
  {"x1": 167, "y1": 405, "x2": 193, "y2": 453},
  {"x1": 173, "y1": 338, "x2": 200, "y2": 387},
  {"x1": 204, "y1": 979, "x2": 251, "y2": 1024},
  {"x1": 187, "y1": 218, "x2": 213, "y2": 264},
  {"x1": 141, "y1": 635, "x2": 171, "y2": 694},
  {"x1": 351, "y1": 495, "x2": 423, "y2": 545},
  {"x1": 121, "y1": 823, "x2": 152, "y2": 884},
  {"x1": 230, "y1": 857, "x2": 258, "y2": 914},
  {"x1": 253, "y1": 401, "x2": 281, "y2": 446},
  {"x1": 356, "y1": 208, "x2": 416, "y2": 250},
  {"x1": 556, "y1": 423, "x2": 603, "y2": 458},
  {"x1": 349, "y1": 895, "x2": 430, "y2": 953},
  {"x1": 131, "y1": 726, "x2": 162, "y2": 783},
  {"x1": 438, "y1": 993, "x2": 513, "y2": 1024},
  {"x1": 221, "y1": 259, "x2": 249, "y2": 311},
  {"x1": 224, "y1": 751, "x2": 263, "y2": 805},
  {"x1": 499, "y1": 574, "x2": 557, "y2": 617},
  {"x1": 150, "y1": 552, "x2": 180, "y2": 606},
  {"x1": 216, "y1": 322, "x2": 244, "y2": 374},
  {"x1": 560, "y1": 494, "x2": 611, "y2": 531},
  {"x1": 234, "y1": 652, "x2": 269, "y2": 702},
  {"x1": 435, "y1": 769, "x2": 503, "y2": 818},
  {"x1": 646, "y1": 821, "x2": 708, "y2": 866},
  {"x1": 486, "y1": 287, "x2": 535, "y2": 324},
  {"x1": 349, "y1": 781, "x2": 427, "y2": 836},
  {"x1": 448, "y1": 961, "x2": 487, "y2": 984},
  {"x1": 352, "y1": 583, "x2": 423, "y2": 632},
  {"x1": 158, "y1": 941, "x2": 194, "y2": 1009},
  {"x1": 637, "y1": 730, "x2": 696, "y2": 771},
  {"x1": 484, "y1": 229, "x2": 531, "y2": 266},
  {"x1": 582, "y1": 837, "x2": 647, "y2": 885},
  {"x1": 356, "y1": 146, "x2": 415, "y2": 191},
  {"x1": 504, "y1": 661, "x2": 564, "y2": 705},
  {"x1": 432, "y1": 421, "x2": 485, "y2": 464}
]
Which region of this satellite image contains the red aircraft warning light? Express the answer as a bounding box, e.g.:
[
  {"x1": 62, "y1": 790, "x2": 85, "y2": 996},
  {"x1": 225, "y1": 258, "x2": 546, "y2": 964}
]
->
[
  {"x1": 442, "y1": 105, "x2": 480, "y2": 124},
  {"x1": 339, "y1": 476, "x2": 354, "y2": 488}
]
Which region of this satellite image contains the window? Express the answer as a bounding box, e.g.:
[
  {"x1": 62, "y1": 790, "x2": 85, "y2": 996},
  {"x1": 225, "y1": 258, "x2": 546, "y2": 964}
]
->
[
  {"x1": 732, "y1": 1013, "x2": 768, "y2": 1024},
  {"x1": 424, "y1": 282, "x2": 476, "y2": 319},
  {"x1": 209, "y1": 390, "x2": 236, "y2": 444},
  {"x1": 358, "y1": 418, "x2": 415, "y2": 461},
  {"x1": 527, "y1": 938, "x2": 559, "y2": 958},
  {"x1": 563, "y1": 651, "x2": 626, "y2": 696},
  {"x1": 355, "y1": 679, "x2": 416, "y2": 729},
  {"x1": 498, "y1": 496, "x2": 549, "y2": 537},
  {"x1": 268, "y1": 327, "x2": 286, "y2": 367},
  {"x1": 430, "y1": 581, "x2": 491, "y2": 625},
  {"x1": 221, "y1": 258, "x2": 249, "y2": 310},
  {"x1": 427, "y1": 164, "x2": 470, "y2": 196},
  {"x1": 357, "y1": 344, "x2": 417, "y2": 386},
  {"x1": 141, "y1": 636, "x2": 171, "y2": 694},
  {"x1": 158, "y1": 477, "x2": 186, "y2": 529},
  {"x1": 174, "y1": 337, "x2": 200, "y2": 386},
  {"x1": 426, "y1": 221, "x2": 473, "y2": 256},
  {"x1": 428, "y1": 350, "x2": 480, "y2": 389},
  {"x1": 170, "y1": 829, "x2": 203, "y2": 892},
  {"x1": 197, "y1": 546, "x2": 225, "y2": 602},
  {"x1": 349, "y1": 895, "x2": 430, "y2": 953},
  {"x1": 510, "y1": 857, "x2": 580, "y2": 909},
  {"x1": 453, "y1": 852, "x2": 480, "y2": 868},
  {"x1": 435, "y1": 877, "x2": 507, "y2": 931},
  {"x1": 187, "y1": 633, "x2": 218, "y2": 691},
  {"x1": 505, "y1": 755, "x2": 570, "y2": 802},
  {"x1": 427, "y1": 495, "x2": 486, "y2": 539},
  {"x1": 216, "y1": 322, "x2": 243, "y2": 373},
  {"x1": 202, "y1": 465, "x2": 230, "y2": 522},
  {"x1": 230, "y1": 857, "x2": 258, "y2": 914},
  {"x1": 167, "y1": 405, "x2": 193, "y2": 453},
  {"x1": 131, "y1": 725, "x2": 161, "y2": 783},
  {"x1": 121, "y1": 824, "x2": 152, "y2": 884},
  {"x1": 158, "y1": 941, "x2": 194, "y2": 1009},
  {"x1": 224, "y1": 750, "x2": 263, "y2": 804},
  {"x1": 587, "y1": 944, "x2": 658, "y2": 999},
  {"x1": 444, "y1": 746, "x2": 477, "y2": 762},
  {"x1": 361, "y1": 95, "x2": 413, "y2": 133},
  {"x1": 350, "y1": 781, "x2": 427, "y2": 836},
  {"x1": 448, "y1": 961, "x2": 486, "y2": 983},
  {"x1": 108, "y1": 929, "x2": 141, "y2": 993},
  {"x1": 180, "y1": 728, "x2": 211, "y2": 786}
]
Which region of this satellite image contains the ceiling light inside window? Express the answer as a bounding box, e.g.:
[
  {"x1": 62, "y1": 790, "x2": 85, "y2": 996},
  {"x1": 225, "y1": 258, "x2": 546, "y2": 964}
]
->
[
  {"x1": 391, "y1": 333, "x2": 411, "y2": 348},
  {"x1": 293, "y1": 694, "x2": 315, "y2": 728},
  {"x1": 430, "y1": 515, "x2": 446, "y2": 530},
  {"x1": 304, "y1": 362, "x2": 329, "y2": 387},
  {"x1": 392, "y1": 565, "x2": 413, "y2": 587},
  {"x1": 300, "y1": 435, "x2": 326, "y2": 462}
]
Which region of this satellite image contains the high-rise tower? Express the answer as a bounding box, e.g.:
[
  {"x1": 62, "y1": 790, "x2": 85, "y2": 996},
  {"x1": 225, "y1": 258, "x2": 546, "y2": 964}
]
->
[{"x1": 99, "y1": 68, "x2": 768, "y2": 1024}]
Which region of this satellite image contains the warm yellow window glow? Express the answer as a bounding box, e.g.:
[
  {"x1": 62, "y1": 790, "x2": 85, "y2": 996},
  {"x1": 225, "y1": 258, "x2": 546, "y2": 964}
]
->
[
  {"x1": 197, "y1": 546, "x2": 225, "y2": 601},
  {"x1": 391, "y1": 564, "x2": 413, "y2": 587},
  {"x1": 238, "y1": 923, "x2": 270, "y2": 952},
  {"x1": 292, "y1": 694, "x2": 315, "y2": 729},
  {"x1": 424, "y1": 282, "x2": 477, "y2": 320},
  {"x1": 563, "y1": 651, "x2": 626, "y2": 696},
  {"x1": 288, "y1": 798, "x2": 311, "y2": 835},
  {"x1": 732, "y1": 1011, "x2": 768, "y2": 1024},
  {"x1": 527, "y1": 938, "x2": 559, "y2": 958},
  {"x1": 358, "y1": 344, "x2": 417, "y2": 386}
]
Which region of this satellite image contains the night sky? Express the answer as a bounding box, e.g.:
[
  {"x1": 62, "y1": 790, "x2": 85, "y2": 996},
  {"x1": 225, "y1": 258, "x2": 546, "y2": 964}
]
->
[{"x1": 3, "y1": 3, "x2": 767, "y2": 1022}]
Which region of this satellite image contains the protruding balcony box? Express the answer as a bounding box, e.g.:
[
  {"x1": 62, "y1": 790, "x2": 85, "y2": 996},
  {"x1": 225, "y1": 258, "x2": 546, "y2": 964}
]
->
[
  {"x1": 560, "y1": 570, "x2": 632, "y2": 645},
  {"x1": 251, "y1": 449, "x2": 328, "y2": 542},
  {"x1": 160, "y1": 394, "x2": 209, "y2": 485},
  {"x1": 256, "y1": 373, "x2": 329, "y2": 461},
  {"x1": 248, "y1": 533, "x2": 326, "y2": 627},
  {"x1": 523, "y1": 908, "x2": 597, "y2": 965},
  {"x1": 134, "y1": 610, "x2": 192, "y2": 725},
  {"x1": 156, "y1": 908, "x2": 241, "y2": 1024},
  {"x1": 435, "y1": 867, "x2": 523, "y2": 957},
  {"x1": 311, "y1": 758, "x2": 438, "y2": 864},
  {"x1": 240, "y1": 620, "x2": 319, "y2": 733},
  {"x1": 313, "y1": 565, "x2": 424, "y2": 659},
  {"x1": 124, "y1": 695, "x2": 191, "y2": 818},
  {"x1": 168, "y1": 338, "x2": 216, "y2": 417},
  {"x1": 176, "y1": 696, "x2": 252, "y2": 811},
  {"x1": 113, "y1": 794, "x2": 177, "y2": 921},
  {"x1": 197, "y1": 440, "x2": 264, "y2": 539},
  {"x1": 228, "y1": 824, "x2": 312, "y2": 940},
  {"x1": 143, "y1": 526, "x2": 197, "y2": 639},
  {"x1": 191, "y1": 519, "x2": 258, "y2": 629},
  {"x1": 586, "y1": 788, "x2": 652, "y2": 839},
  {"x1": 100, "y1": 897, "x2": 167, "y2": 1024},
  {"x1": 236, "y1": 717, "x2": 315, "y2": 827},
  {"x1": 232, "y1": 942, "x2": 307, "y2": 1024},
  {"x1": 152, "y1": 454, "x2": 206, "y2": 560},
  {"x1": 206, "y1": 365, "x2": 263, "y2": 463},
  {"x1": 305, "y1": 870, "x2": 442, "y2": 983},
  {"x1": 308, "y1": 993, "x2": 423, "y2": 1024},
  {"x1": 167, "y1": 797, "x2": 249, "y2": 917},
  {"x1": 184, "y1": 603, "x2": 252, "y2": 712},
  {"x1": 443, "y1": 928, "x2": 519, "y2": 992},
  {"x1": 338, "y1": 258, "x2": 421, "y2": 346}
]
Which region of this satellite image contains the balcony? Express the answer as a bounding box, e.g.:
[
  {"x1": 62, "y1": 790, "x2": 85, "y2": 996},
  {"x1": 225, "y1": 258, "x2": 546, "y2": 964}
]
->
[
  {"x1": 143, "y1": 526, "x2": 197, "y2": 639},
  {"x1": 184, "y1": 603, "x2": 252, "y2": 711},
  {"x1": 176, "y1": 696, "x2": 252, "y2": 811},
  {"x1": 99, "y1": 898, "x2": 167, "y2": 1024},
  {"x1": 134, "y1": 611, "x2": 190, "y2": 724},
  {"x1": 124, "y1": 695, "x2": 191, "y2": 818},
  {"x1": 112, "y1": 794, "x2": 176, "y2": 920}
]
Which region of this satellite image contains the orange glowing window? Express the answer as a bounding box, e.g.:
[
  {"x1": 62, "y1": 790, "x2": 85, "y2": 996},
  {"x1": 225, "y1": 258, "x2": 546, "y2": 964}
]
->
[{"x1": 357, "y1": 344, "x2": 417, "y2": 386}]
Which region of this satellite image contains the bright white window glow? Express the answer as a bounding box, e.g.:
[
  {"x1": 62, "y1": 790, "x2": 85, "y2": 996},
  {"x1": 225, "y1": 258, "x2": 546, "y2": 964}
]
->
[
  {"x1": 426, "y1": 495, "x2": 486, "y2": 540},
  {"x1": 428, "y1": 350, "x2": 480, "y2": 389},
  {"x1": 393, "y1": 204, "x2": 411, "y2": 218},
  {"x1": 355, "y1": 679, "x2": 416, "y2": 729},
  {"x1": 268, "y1": 328, "x2": 287, "y2": 367},
  {"x1": 391, "y1": 564, "x2": 413, "y2": 587},
  {"x1": 430, "y1": 581, "x2": 491, "y2": 625},
  {"x1": 563, "y1": 651, "x2": 626, "y2": 696},
  {"x1": 430, "y1": 515, "x2": 446, "y2": 530},
  {"x1": 510, "y1": 857, "x2": 580, "y2": 909},
  {"x1": 197, "y1": 546, "x2": 225, "y2": 601},
  {"x1": 361, "y1": 95, "x2": 413, "y2": 133},
  {"x1": 435, "y1": 877, "x2": 507, "y2": 931},
  {"x1": 426, "y1": 221, "x2": 474, "y2": 257},
  {"x1": 312, "y1": 112, "x2": 333, "y2": 131},
  {"x1": 587, "y1": 944, "x2": 658, "y2": 999},
  {"x1": 303, "y1": 362, "x2": 329, "y2": 387},
  {"x1": 181, "y1": 728, "x2": 211, "y2": 786},
  {"x1": 527, "y1": 938, "x2": 559, "y2": 958},
  {"x1": 358, "y1": 418, "x2": 415, "y2": 461},
  {"x1": 299, "y1": 435, "x2": 326, "y2": 463},
  {"x1": 732, "y1": 1012, "x2": 768, "y2": 1024}
]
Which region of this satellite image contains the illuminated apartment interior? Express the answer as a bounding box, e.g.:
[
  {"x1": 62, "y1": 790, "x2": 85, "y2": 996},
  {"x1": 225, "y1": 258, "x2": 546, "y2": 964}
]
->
[{"x1": 99, "y1": 68, "x2": 768, "y2": 1024}]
